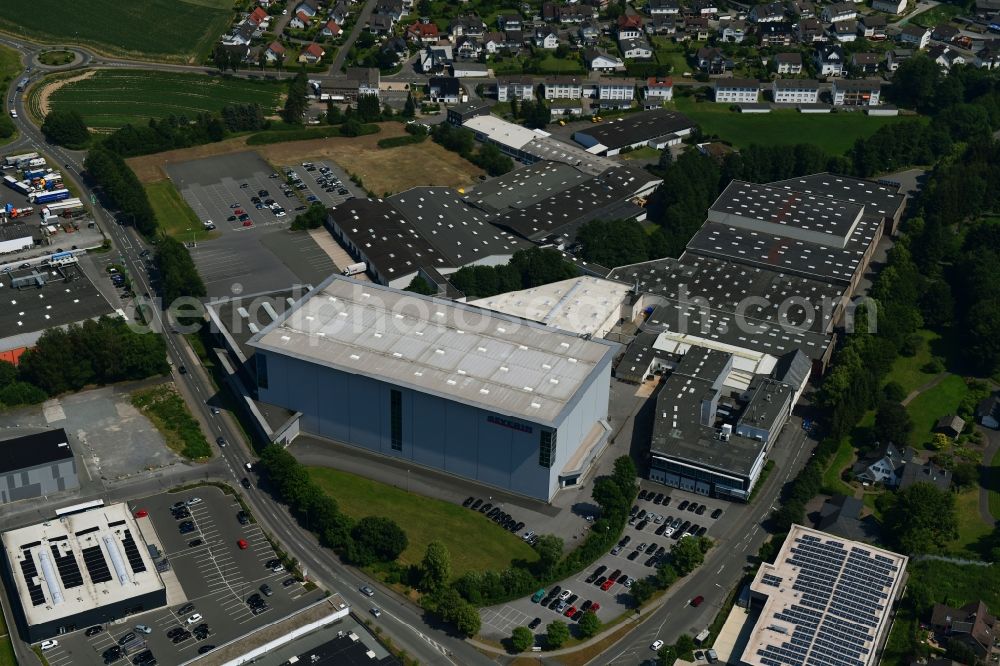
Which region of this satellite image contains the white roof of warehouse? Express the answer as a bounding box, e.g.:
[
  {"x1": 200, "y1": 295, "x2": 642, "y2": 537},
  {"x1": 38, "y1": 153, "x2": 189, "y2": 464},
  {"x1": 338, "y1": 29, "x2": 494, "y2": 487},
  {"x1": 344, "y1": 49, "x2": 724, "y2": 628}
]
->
[
  {"x1": 249, "y1": 275, "x2": 616, "y2": 425},
  {"x1": 2, "y1": 503, "x2": 165, "y2": 628},
  {"x1": 463, "y1": 115, "x2": 548, "y2": 151},
  {"x1": 470, "y1": 276, "x2": 631, "y2": 337}
]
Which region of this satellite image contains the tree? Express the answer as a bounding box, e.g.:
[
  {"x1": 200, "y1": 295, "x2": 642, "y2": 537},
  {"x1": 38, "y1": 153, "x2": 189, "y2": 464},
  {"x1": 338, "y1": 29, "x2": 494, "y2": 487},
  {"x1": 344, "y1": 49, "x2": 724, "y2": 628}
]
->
[
  {"x1": 405, "y1": 275, "x2": 436, "y2": 295},
  {"x1": 510, "y1": 626, "x2": 534, "y2": 652},
  {"x1": 630, "y1": 579, "x2": 656, "y2": 606},
  {"x1": 282, "y1": 71, "x2": 309, "y2": 124},
  {"x1": 453, "y1": 602, "x2": 481, "y2": 636},
  {"x1": 883, "y1": 482, "x2": 958, "y2": 554},
  {"x1": 670, "y1": 536, "x2": 705, "y2": 576},
  {"x1": 403, "y1": 92, "x2": 416, "y2": 118},
  {"x1": 546, "y1": 620, "x2": 570, "y2": 649},
  {"x1": 951, "y1": 461, "x2": 979, "y2": 488},
  {"x1": 290, "y1": 202, "x2": 327, "y2": 230},
  {"x1": 577, "y1": 610, "x2": 601, "y2": 638},
  {"x1": 612, "y1": 456, "x2": 638, "y2": 496},
  {"x1": 533, "y1": 535, "x2": 563, "y2": 575},
  {"x1": 420, "y1": 541, "x2": 451, "y2": 591},
  {"x1": 674, "y1": 635, "x2": 696, "y2": 660},
  {"x1": 655, "y1": 562, "x2": 678, "y2": 589},
  {"x1": 347, "y1": 516, "x2": 408, "y2": 565},
  {"x1": 874, "y1": 401, "x2": 913, "y2": 446},
  {"x1": 577, "y1": 218, "x2": 654, "y2": 267},
  {"x1": 41, "y1": 109, "x2": 91, "y2": 148},
  {"x1": 0, "y1": 359, "x2": 18, "y2": 389},
  {"x1": 882, "y1": 381, "x2": 906, "y2": 403},
  {"x1": 326, "y1": 102, "x2": 343, "y2": 125},
  {"x1": 657, "y1": 644, "x2": 679, "y2": 666}
]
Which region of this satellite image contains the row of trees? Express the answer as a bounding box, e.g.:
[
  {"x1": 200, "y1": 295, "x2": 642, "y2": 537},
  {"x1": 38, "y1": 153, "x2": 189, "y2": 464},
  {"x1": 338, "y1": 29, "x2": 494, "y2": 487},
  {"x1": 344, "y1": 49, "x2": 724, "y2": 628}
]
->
[
  {"x1": 430, "y1": 123, "x2": 513, "y2": 177},
  {"x1": 448, "y1": 247, "x2": 579, "y2": 299},
  {"x1": 41, "y1": 109, "x2": 91, "y2": 149},
  {"x1": 14, "y1": 317, "x2": 168, "y2": 398},
  {"x1": 282, "y1": 71, "x2": 310, "y2": 124},
  {"x1": 220, "y1": 103, "x2": 267, "y2": 133},
  {"x1": 102, "y1": 114, "x2": 226, "y2": 158},
  {"x1": 84, "y1": 146, "x2": 157, "y2": 236},
  {"x1": 154, "y1": 236, "x2": 207, "y2": 305}
]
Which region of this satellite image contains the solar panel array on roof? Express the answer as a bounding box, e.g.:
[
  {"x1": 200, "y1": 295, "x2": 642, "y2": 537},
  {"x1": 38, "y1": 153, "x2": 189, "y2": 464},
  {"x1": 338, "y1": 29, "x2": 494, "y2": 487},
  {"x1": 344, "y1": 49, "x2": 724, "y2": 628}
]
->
[
  {"x1": 120, "y1": 530, "x2": 147, "y2": 574},
  {"x1": 50, "y1": 543, "x2": 84, "y2": 589},
  {"x1": 81, "y1": 545, "x2": 113, "y2": 584},
  {"x1": 19, "y1": 555, "x2": 45, "y2": 606}
]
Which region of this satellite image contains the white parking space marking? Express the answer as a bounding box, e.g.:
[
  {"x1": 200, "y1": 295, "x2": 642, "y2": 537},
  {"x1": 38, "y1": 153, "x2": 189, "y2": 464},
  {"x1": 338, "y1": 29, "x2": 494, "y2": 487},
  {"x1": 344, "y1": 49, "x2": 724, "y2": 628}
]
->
[{"x1": 480, "y1": 605, "x2": 533, "y2": 634}]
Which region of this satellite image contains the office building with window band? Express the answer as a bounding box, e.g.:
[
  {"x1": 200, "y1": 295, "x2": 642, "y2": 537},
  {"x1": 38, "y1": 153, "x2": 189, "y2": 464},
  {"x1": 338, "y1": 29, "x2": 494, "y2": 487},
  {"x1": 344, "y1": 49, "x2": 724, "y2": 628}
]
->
[{"x1": 248, "y1": 274, "x2": 617, "y2": 501}]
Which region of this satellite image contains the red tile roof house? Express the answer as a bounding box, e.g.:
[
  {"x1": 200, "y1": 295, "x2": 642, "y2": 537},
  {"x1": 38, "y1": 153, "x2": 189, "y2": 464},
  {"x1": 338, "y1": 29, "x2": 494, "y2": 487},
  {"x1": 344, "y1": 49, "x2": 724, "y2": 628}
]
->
[
  {"x1": 406, "y1": 22, "x2": 440, "y2": 43},
  {"x1": 298, "y1": 43, "x2": 326, "y2": 63},
  {"x1": 290, "y1": 11, "x2": 311, "y2": 29},
  {"x1": 322, "y1": 20, "x2": 343, "y2": 37},
  {"x1": 248, "y1": 7, "x2": 269, "y2": 26},
  {"x1": 265, "y1": 41, "x2": 286, "y2": 61}
]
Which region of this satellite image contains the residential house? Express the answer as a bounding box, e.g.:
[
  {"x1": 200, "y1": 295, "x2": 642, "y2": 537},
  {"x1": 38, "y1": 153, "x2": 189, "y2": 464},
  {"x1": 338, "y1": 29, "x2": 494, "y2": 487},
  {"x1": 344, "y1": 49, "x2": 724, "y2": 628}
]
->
[
  {"x1": 787, "y1": 0, "x2": 816, "y2": 19},
  {"x1": 932, "y1": 23, "x2": 961, "y2": 41},
  {"x1": 929, "y1": 44, "x2": 967, "y2": 69},
  {"x1": 689, "y1": 0, "x2": 718, "y2": 16},
  {"x1": 298, "y1": 42, "x2": 326, "y2": 63},
  {"x1": 853, "y1": 442, "x2": 909, "y2": 486},
  {"x1": 406, "y1": 22, "x2": 440, "y2": 43},
  {"x1": 930, "y1": 601, "x2": 998, "y2": 660},
  {"x1": 579, "y1": 20, "x2": 602, "y2": 43},
  {"x1": 322, "y1": 20, "x2": 343, "y2": 38},
  {"x1": 265, "y1": 41, "x2": 286, "y2": 62},
  {"x1": 450, "y1": 15, "x2": 486, "y2": 39},
  {"x1": 556, "y1": 4, "x2": 597, "y2": 22},
  {"x1": 544, "y1": 77, "x2": 585, "y2": 99},
  {"x1": 685, "y1": 16, "x2": 711, "y2": 40},
  {"x1": 976, "y1": 394, "x2": 1000, "y2": 428},
  {"x1": 817, "y1": 495, "x2": 878, "y2": 542},
  {"x1": 428, "y1": 77, "x2": 461, "y2": 103},
  {"x1": 247, "y1": 7, "x2": 269, "y2": 27},
  {"x1": 481, "y1": 31, "x2": 507, "y2": 53},
  {"x1": 832, "y1": 78, "x2": 881, "y2": 105},
  {"x1": 816, "y1": 43, "x2": 845, "y2": 75},
  {"x1": 772, "y1": 78, "x2": 820, "y2": 103},
  {"x1": 648, "y1": 0, "x2": 681, "y2": 14},
  {"x1": 534, "y1": 27, "x2": 560, "y2": 49},
  {"x1": 374, "y1": 0, "x2": 405, "y2": 22},
  {"x1": 898, "y1": 456, "x2": 952, "y2": 491},
  {"x1": 347, "y1": 67, "x2": 380, "y2": 99},
  {"x1": 721, "y1": 19, "x2": 748, "y2": 42},
  {"x1": 597, "y1": 80, "x2": 636, "y2": 106},
  {"x1": 832, "y1": 20, "x2": 858, "y2": 42},
  {"x1": 715, "y1": 78, "x2": 760, "y2": 103},
  {"x1": 498, "y1": 13, "x2": 521, "y2": 31},
  {"x1": 935, "y1": 414, "x2": 966, "y2": 438},
  {"x1": 290, "y1": 10, "x2": 310, "y2": 29},
  {"x1": 900, "y1": 25, "x2": 931, "y2": 49},
  {"x1": 419, "y1": 44, "x2": 453, "y2": 72},
  {"x1": 645, "y1": 76, "x2": 674, "y2": 101},
  {"x1": 496, "y1": 77, "x2": 535, "y2": 102},
  {"x1": 696, "y1": 46, "x2": 727, "y2": 74},
  {"x1": 368, "y1": 14, "x2": 394, "y2": 34},
  {"x1": 222, "y1": 21, "x2": 255, "y2": 45},
  {"x1": 295, "y1": 0, "x2": 319, "y2": 17},
  {"x1": 584, "y1": 48, "x2": 625, "y2": 71},
  {"x1": 454, "y1": 36, "x2": 481, "y2": 59},
  {"x1": 799, "y1": 17, "x2": 827, "y2": 42},
  {"x1": 645, "y1": 14, "x2": 677, "y2": 35},
  {"x1": 859, "y1": 14, "x2": 888, "y2": 39},
  {"x1": 977, "y1": 40, "x2": 1000, "y2": 69},
  {"x1": 330, "y1": 2, "x2": 350, "y2": 25},
  {"x1": 872, "y1": 0, "x2": 906, "y2": 12},
  {"x1": 218, "y1": 42, "x2": 250, "y2": 63},
  {"x1": 851, "y1": 52, "x2": 881, "y2": 74},
  {"x1": 822, "y1": 2, "x2": 857, "y2": 22},
  {"x1": 620, "y1": 36, "x2": 654, "y2": 58},
  {"x1": 749, "y1": 1, "x2": 787, "y2": 22},
  {"x1": 618, "y1": 14, "x2": 644, "y2": 39},
  {"x1": 758, "y1": 22, "x2": 794, "y2": 45},
  {"x1": 774, "y1": 52, "x2": 803, "y2": 73},
  {"x1": 451, "y1": 62, "x2": 489, "y2": 77},
  {"x1": 887, "y1": 48, "x2": 913, "y2": 70},
  {"x1": 258, "y1": 0, "x2": 274, "y2": 7},
  {"x1": 381, "y1": 36, "x2": 408, "y2": 62}
]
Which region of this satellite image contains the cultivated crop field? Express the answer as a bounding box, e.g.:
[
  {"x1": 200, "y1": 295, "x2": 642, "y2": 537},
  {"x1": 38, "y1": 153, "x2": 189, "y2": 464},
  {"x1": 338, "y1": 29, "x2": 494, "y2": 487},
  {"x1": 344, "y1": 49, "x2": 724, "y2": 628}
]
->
[
  {"x1": 0, "y1": 0, "x2": 233, "y2": 63},
  {"x1": 47, "y1": 70, "x2": 283, "y2": 130}
]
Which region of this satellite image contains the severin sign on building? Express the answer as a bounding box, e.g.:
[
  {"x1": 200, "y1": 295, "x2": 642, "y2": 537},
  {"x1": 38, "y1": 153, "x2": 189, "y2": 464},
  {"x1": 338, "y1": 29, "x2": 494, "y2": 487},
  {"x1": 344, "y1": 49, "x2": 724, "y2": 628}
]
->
[{"x1": 487, "y1": 415, "x2": 534, "y2": 434}]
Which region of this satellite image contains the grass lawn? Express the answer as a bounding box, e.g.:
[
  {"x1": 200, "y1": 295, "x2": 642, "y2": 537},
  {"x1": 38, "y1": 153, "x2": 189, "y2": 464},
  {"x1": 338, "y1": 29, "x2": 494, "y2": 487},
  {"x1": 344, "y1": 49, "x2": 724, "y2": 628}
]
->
[
  {"x1": 537, "y1": 54, "x2": 585, "y2": 74},
  {"x1": 950, "y1": 485, "x2": 993, "y2": 557},
  {"x1": 0, "y1": 0, "x2": 234, "y2": 63},
  {"x1": 822, "y1": 437, "x2": 856, "y2": 496},
  {"x1": 671, "y1": 96, "x2": 918, "y2": 155},
  {"x1": 882, "y1": 329, "x2": 944, "y2": 395},
  {"x1": 988, "y1": 445, "x2": 1000, "y2": 521},
  {"x1": 0, "y1": 43, "x2": 20, "y2": 147},
  {"x1": 38, "y1": 50, "x2": 75, "y2": 66},
  {"x1": 307, "y1": 467, "x2": 538, "y2": 580},
  {"x1": 620, "y1": 146, "x2": 660, "y2": 160},
  {"x1": 0, "y1": 609, "x2": 14, "y2": 666},
  {"x1": 909, "y1": 4, "x2": 963, "y2": 28},
  {"x1": 47, "y1": 69, "x2": 283, "y2": 130},
  {"x1": 903, "y1": 374, "x2": 969, "y2": 448},
  {"x1": 908, "y1": 559, "x2": 1000, "y2": 609},
  {"x1": 132, "y1": 385, "x2": 212, "y2": 460},
  {"x1": 145, "y1": 181, "x2": 217, "y2": 242},
  {"x1": 651, "y1": 38, "x2": 690, "y2": 74}
]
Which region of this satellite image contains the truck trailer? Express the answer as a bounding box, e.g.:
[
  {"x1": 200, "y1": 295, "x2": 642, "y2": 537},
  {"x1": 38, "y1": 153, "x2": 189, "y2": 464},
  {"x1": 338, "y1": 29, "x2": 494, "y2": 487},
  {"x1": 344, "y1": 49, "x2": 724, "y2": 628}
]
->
[
  {"x1": 9, "y1": 206, "x2": 34, "y2": 219},
  {"x1": 4, "y1": 152, "x2": 38, "y2": 166},
  {"x1": 3, "y1": 175, "x2": 31, "y2": 195},
  {"x1": 41, "y1": 198, "x2": 83, "y2": 214},
  {"x1": 28, "y1": 188, "x2": 70, "y2": 204},
  {"x1": 25, "y1": 157, "x2": 46, "y2": 169}
]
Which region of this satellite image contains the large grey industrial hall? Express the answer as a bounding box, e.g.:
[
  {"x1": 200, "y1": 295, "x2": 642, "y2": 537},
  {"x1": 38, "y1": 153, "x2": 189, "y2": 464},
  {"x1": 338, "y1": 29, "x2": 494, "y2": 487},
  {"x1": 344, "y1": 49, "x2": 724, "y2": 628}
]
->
[
  {"x1": 248, "y1": 275, "x2": 617, "y2": 501},
  {"x1": 0, "y1": 429, "x2": 79, "y2": 504}
]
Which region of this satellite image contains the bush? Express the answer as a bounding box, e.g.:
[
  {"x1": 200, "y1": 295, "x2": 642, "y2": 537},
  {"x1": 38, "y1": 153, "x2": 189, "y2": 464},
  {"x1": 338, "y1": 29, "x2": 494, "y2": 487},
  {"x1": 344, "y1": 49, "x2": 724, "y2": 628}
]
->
[
  {"x1": 510, "y1": 626, "x2": 534, "y2": 652},
  {"x1": 346, "y1": 516, "x2": 408, "y2": 566},
  {"x1": 41, "y1": 109, "x2": 91, "y2": 148},
  {"x1": 546, "y1": 620, "x2": 570, "y2": 649},
  {"x1": 131, "y1": 385, "x2": 211, "y2": 459},
  {"x1": 290, "y1": 202, "x2": 327, "y2": 230}
]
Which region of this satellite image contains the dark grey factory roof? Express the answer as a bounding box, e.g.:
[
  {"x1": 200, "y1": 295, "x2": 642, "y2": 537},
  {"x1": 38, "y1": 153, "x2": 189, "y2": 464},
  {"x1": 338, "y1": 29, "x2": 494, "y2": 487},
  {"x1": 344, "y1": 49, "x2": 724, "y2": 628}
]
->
[
  {"x1": 572, "y1": 109, "x2": 694, "y2": 151},
  {"x1": 675, "y1": 345, "x2": 730, "y2": 383},
  {"x1": 328, "y1": 197, "x2": 449, "y2": 278},
  {"x1": 610, "y1": 255, "x2": 841, "y2": 335},
  {"x1": 0, "y1": 429, "x2": 73, "y2": 474},
  {"x1": 738, "y1": 376, "x2": 792, "y2": 433},
  {"x1": 685, "y1": 213, "x2": 882, "y2": 285},
  {"x1": 709, "y1": 180, "x2": 865, "y2": 244},
  {"x1": 389, "y1": 187, "x2": 529, "y2": 265},
  {"x1": 493, "y1": 166, "x2": 656, "y2": 241},
  {"x1": 651, "y1": 374, "x2": 766, "y2": 477},
  {"x1": 273, "y1": 630, "x2": 399, "y2": 666},
  {"x1": 465, "y1": 162, "x2": 591, "y2": 212},
  {"x1": 767, "y1": 172, "x2": 904, "y2": 220},
  {"x1": 0, "y1": 263, "x2": 116, "y2": 345},
  {"x1": 615, "y1": 331, "x2": 670, "y2": 384},
  {"x1": 772, "y1": 349, "x2": 811, "y2": 388},
  {"x1": 0, "y1": 221, "x2": 34, "y2": 242}
]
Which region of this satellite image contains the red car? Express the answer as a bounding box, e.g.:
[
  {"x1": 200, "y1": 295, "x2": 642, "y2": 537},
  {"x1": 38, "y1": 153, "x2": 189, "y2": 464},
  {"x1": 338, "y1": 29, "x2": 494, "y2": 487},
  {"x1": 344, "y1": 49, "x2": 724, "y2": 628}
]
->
[
  {"x1": 134, "y1": 509, "x2": 148, "y2": 518},
  {"x1": 563, "y1": 605, "x2": 576, "y2": 617},
  {"x1": 691, "y1": 595, "x2": 704, "y2": 607},
  {"x1": 600, "y1": 578, "x2": 615, "y2": 592},
  {"x1": 590, "y1": 602, "x2": 600, "y2": 613},
  {"x1": 242, "y1": 220, "x2": 253, "y2": 227},
  {"x1": 234, "y1": 209, "x2": 245, "y2": 215},
  {"x1": 237, "y1": 539, "x2": 248, "y2": 550}
]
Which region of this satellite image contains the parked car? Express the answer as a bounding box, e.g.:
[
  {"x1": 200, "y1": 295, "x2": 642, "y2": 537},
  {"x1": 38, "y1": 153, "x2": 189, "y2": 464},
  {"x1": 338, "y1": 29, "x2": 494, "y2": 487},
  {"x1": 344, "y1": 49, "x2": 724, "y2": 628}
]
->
[
  {"x1": 134, "y1": 624, "x2": 152, "y2": 634},
  {"x1": 186, "y1": 614, "x2": 203, "y2": 625},
  {"x1": 283, "y1": 578, "x2": 297, "y2": 587},
  {"x1": 117, "y1": 632, "x2": 136, "y2": 646},
  {"x1": 40, "y1": 640, "x2": 58, "y2": 650},
  {"x1": 528, "y1": 617, "x2": 541, "y2": 630},
  {"x1": 186, "y1": 497, "x2": 202, "y2": 506},
  {"x1": 237, "y1": 539, "x2": 248, "y2": 550},
  {"x1": 651, "y1": 639, "x2": 664, "y2": 651},
  {"x1": 678, "y1": 500, "x2": 689, "y2": 511},
  {"x1": 237, "y1": 511, "x2": 249, "y2": 525},
  {"x1": 188, "y1": 539, "x2": 202, "y2": 548},
  {"x1": 86, "y1": 625, "x2": 104, "y2": 637},
  {"x1": 260, "y1": 584, "x2": 273, "y2": 597},
  {"x1": 178, "y1": 603, "x2": 196, "y2": 614},
  {"x1": 198, "y1": 646, "x2": 215, "y2": 655},
  {"x1": 711, "y1": 508, "x2": 723, "y2": 519}
]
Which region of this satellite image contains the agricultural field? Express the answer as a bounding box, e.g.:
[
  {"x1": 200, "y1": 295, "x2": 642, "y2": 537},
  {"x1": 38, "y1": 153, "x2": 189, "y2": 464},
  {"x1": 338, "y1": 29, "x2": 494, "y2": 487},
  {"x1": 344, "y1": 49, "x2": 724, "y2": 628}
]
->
[
  {"x1": 0, "y1": 0, "x2": 234, "y2": 63},
  {"x1": 44, "y1": 69, "x2": 283, "y2": 130},
  {"x1": 672, "y1": 96, "x2": 917, "y2": 155}
]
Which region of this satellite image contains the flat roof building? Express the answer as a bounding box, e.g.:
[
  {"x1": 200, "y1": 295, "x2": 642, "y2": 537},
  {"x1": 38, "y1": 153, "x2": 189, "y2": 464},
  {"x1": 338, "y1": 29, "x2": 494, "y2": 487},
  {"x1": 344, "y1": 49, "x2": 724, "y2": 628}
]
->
[
  {"x1": 571, "y1": 108, "x2": 695, "y2": 156},
  {"x1": 248, "y1": 275, "x2": 618, "y2": 500},
  {"x1": 470, "y1": 276, "x2": 632, "y2": 337},
  {"x1": 2, "y1": 503, "x2": 167, "y2": 641},
  {"x1": 0, "y1": 429, "x2": 79, "y2": 504},
  {"x1": 740, "y1": 524, "x2": 907, "y2": 666},
  {"x1": 464, "y1": 161, "x2": 591, "y2": 213}
]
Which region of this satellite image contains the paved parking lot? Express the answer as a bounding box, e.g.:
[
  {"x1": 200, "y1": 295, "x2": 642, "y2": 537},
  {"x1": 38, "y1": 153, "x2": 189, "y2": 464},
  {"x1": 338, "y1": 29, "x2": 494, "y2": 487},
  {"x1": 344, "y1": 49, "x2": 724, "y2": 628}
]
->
[
  {"x1": 45, "y1": 486, "x2": 324, "y2": 665},
  {"x1": 279, "y1": 159, "x2": 362, "y2": 210},
  {"x1": 478, "y1": 485, "x2": 728, "y2": 639}
]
